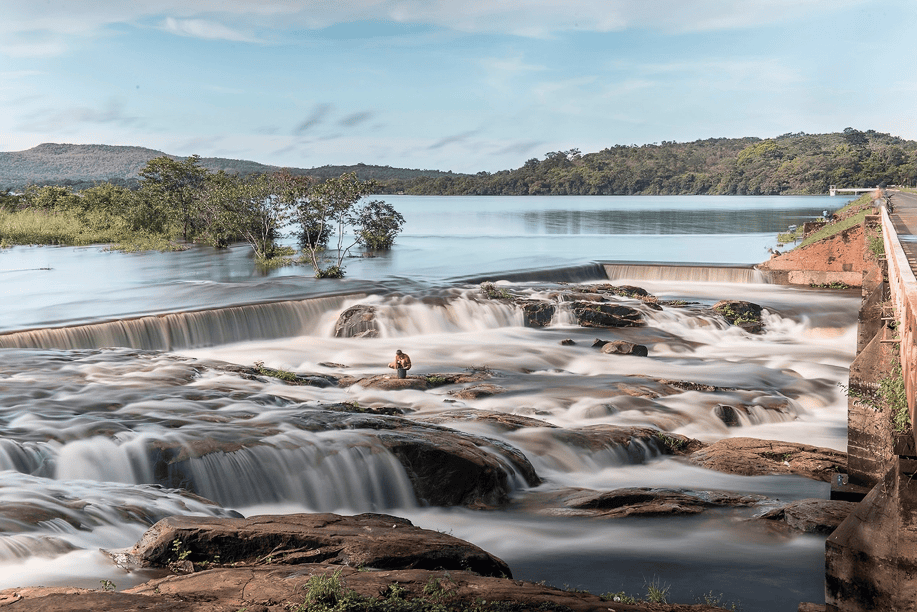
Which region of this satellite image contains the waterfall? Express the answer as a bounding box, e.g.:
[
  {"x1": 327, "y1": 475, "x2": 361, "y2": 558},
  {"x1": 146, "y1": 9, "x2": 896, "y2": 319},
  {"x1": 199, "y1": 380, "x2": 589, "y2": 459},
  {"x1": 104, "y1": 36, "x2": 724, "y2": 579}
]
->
[
  {"x1": 0, "y1": 296, "x2": 349, "y2": 351},
  {"x1": 603, "y1": 262, "x2": 769, "y2": 283}
]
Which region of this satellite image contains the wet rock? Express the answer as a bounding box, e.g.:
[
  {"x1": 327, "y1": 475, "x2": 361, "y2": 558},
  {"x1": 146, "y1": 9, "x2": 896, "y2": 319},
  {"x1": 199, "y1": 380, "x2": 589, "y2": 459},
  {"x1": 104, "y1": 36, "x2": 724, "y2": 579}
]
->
[
  {"x1": 688, "y1": 437, "x2": 846, "y2": 482},
  {"x1": 519, "y1": 300, "x2": 556, "y2": 327},
  {"x1": 516, "y1": 487, "x2": 765, "y2": 519},
  {"x1": 1, "y1": 562, "x2": 734, "y2": 612},
  {"x1": 757, "y1": 499, "x2": 857, "y2": 534},
  {"x1": 713, "y1": 404, "x2": 743, "y2": 426},
  {"x1": 338, "y1": 370, "x2": 493, "y2": 391},
  {"x1": 113, "y1": 513, "x2": 512, "y2": 577},
  {"x1": 572, "y1": 302, "x2": 644, "y2": 328},
  {"x1": 333, "y1": 305, "x2": 379, "y2": 338},
  {"x1": 712, "y1": 300, "x2": 764, "y2": 333},
  {"x1": 448, "y1": 383, "x2": 506, "y2": 400},
  {"x1": 601, "y1": 340, "x2": 649, "y2": 357},
  {"x1": 560, "y1": 338, "x2": 576, "y2": 345},
  {"x1": 416, "y1": 409, "x2": 557, "y2": 432}
]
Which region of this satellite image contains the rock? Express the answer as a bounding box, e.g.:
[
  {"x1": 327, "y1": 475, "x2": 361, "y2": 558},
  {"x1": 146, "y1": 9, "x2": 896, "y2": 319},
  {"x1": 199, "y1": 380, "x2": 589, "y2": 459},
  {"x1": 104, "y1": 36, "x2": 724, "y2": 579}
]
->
[
  {"x1": 333, "y1": 305, "x2": 379, "y2": 338},
  {"x1": 601, "y1": 341, "x2": 649, "y2": 357},
  {"x1": 112, "y1": 513, "x2": 512, "y2": 577},
  {"x1": 757, "y1": 499, "x2": 857, "y2": 534},
  {"x1": 519, "y1": 300, "x2": 556, "y2": 327},
  {"x1": 416, "y1": 409, "x2": 557, "y2": 432},
  {"x1": 338, "y1": 370, "x2": 493, "y2": 390},
  {"x1": 448, "y1": 383, "x2": 506, "y2": 400},
  {"x1": 688, "y1": 437, "x2": 846, "y2": 482},
  {"x1": 713, "y1": 404, "x2": 743, "y2": 426},
  {"x1": 592, "y1": 338, "x2": 608, "y2": 348},
  {"x1": 516, "y1": 487, "x2": 765, "y2": 519},
  {"x1": 560, "y1": 338, "x2": 576, "y2": 345},
  {"x1": 712, "y1": 300, "x2": 764, "y2": 333},
  {"x1": 0, "y1": 562, "x2": 735, "y2": 612},
  {"x1": 572, "y1": 302, "x2": 644, "y2": 327}
]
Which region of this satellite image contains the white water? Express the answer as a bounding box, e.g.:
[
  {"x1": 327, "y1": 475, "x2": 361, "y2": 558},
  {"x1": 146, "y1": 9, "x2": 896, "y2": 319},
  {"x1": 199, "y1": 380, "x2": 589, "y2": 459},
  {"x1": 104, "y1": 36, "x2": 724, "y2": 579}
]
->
[{"x1": 0, "y1": 195, "x2": 855, "y2": 611}]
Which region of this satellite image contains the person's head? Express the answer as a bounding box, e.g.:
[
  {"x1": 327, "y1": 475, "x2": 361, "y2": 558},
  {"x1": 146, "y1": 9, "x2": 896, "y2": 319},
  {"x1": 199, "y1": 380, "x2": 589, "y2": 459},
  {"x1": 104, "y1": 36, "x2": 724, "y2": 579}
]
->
[{"x1": 396, "y1": 350, "x2": 403, "y2": 355}]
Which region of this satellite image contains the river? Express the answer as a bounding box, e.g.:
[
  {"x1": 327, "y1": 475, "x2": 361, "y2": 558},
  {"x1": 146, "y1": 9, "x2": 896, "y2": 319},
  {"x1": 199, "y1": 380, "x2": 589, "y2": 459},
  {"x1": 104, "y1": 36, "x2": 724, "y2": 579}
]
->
[{"x1": 0, "y1": 195, "x2": 855, "y2": 611}]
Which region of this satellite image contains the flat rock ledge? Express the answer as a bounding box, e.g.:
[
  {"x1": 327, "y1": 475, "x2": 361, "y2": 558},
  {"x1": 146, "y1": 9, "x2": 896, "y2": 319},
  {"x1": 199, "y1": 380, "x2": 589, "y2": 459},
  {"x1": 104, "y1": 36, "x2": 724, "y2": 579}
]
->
[
  {"x1": 0, "y1": 565, "x2": 733, "y2": 612},
  {"x1": 756, "y1": 499, "x2": 858, "y2": 534},
  {"x1": 1, "y1": 512, "x2": 734, "y2": 612},
  {"x1": 688, "y1": 437, "x2": 846, "y2": 482},
  {"x1": 110, "y1": 513, "x2": 511, "y2": 577}
]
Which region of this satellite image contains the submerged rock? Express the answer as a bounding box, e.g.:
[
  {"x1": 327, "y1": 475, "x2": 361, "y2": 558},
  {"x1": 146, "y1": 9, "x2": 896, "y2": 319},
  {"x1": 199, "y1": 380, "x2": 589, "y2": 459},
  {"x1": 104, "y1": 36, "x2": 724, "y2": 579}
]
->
[
  {"x1": 600, "y1": 340, "x2": 649, "y2": 357},
  {"x1": 516, "y1": 486, "x2": 765, "y2": 519},
  {"x1": 333, "y1": 304, "x2": 379, "y2": 338},
  {"x1": 448, "y1": 383, "x2": 507, "y2": 399}
]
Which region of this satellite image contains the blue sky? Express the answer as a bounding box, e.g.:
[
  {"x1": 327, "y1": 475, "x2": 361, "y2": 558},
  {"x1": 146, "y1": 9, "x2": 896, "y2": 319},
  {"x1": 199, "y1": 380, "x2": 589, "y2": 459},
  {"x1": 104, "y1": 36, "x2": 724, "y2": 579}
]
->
[{"x1": 1, "y1": 0, "x2": 914, "y2": 173}]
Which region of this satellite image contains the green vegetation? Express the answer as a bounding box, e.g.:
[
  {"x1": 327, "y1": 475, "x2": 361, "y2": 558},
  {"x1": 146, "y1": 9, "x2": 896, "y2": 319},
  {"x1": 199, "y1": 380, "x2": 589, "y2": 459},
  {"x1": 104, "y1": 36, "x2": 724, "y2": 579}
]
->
[
  {"x1": 425, "y1": 375, "x2": 450, "y2": 386},
  {"x1": 882, "y1": 359, "x2": 911, "y2": 433},
  {"x1": 696, "y1": 591, "x2": 742, "y2": 611},
  {"x1": 480, "y1": 282, "x2": 513, "y2": 300},
  {"x1": 810, "y1": 282, "x2": 851, "y2": 289},
  {"x1": 288, "y1": 570, "x2": 576, "y2": 612},
  {"x1": 0, "y1": 158, "x2": 403, "y2": 275},
  {"x1": 379, "y1": 129, "x2": 917, "y2": 196},
  {"x1": 655, "y1": 432, "x2": 688, "y2": 452},
  {"x1": 98, "y1": 579, "x2": 116, "y2": 592},
  {"x1": 253, "y1": 360, "x2": 299, "y2": 382},
  {"x1": 171, "y1": 538, "x2": 191, "y2": 562},
  {"x1": 644, "y1": 577, "x2": 671, "y2": 604}
]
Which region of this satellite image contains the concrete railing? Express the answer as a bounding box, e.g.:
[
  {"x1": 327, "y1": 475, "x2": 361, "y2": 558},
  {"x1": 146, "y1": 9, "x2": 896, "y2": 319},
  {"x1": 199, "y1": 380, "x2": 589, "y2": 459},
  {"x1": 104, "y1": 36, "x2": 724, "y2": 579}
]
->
[{"x1": 880, "y1": 205, "x2": 917, "y2": 448}]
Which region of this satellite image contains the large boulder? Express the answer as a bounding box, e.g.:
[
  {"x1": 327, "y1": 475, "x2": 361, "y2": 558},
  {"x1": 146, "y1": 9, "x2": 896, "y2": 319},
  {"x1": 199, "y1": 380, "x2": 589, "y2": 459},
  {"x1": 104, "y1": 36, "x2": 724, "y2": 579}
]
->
[
  {"x1": 712, "y1": 300, "x2": 764, "y2": 333},
  {"x1": 572, "y1": 302, "x2": 644, "y2": 328},
  {"x1": 333, "y1": 305, "x2": 379, "y2": 338},
  {"x1": 519, "y1": 300, "x2": 556, "y2": 327},
  {"x1": 111, "y1": 513, "x2": 512, "y2": 577},
  {"x1": 688, "y1": 437, "x2": 846, "y2": 482}
]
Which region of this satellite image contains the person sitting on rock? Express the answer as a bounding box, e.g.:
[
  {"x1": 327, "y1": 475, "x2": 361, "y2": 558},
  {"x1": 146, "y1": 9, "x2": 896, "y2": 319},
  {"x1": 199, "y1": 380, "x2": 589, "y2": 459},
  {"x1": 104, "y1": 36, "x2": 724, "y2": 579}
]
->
[{"x1": 388, "y1": 350, "x2": 412, "y2": 379}]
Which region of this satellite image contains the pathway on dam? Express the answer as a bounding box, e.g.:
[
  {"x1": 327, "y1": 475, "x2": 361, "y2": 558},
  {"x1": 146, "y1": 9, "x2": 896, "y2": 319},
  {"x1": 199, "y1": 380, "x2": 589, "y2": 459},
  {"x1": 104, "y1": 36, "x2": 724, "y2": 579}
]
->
[{"x1": 887, "y1": 190, "x2": 917, "y2": 272}]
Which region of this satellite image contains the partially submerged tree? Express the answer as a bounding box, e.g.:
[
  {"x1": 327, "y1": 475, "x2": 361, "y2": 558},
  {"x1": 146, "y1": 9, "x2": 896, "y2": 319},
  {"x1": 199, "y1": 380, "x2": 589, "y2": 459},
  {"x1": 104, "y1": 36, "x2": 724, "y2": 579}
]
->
[
  {"x1": 356, "y1": 199, "x2": 405, "y2": 250},
  {"x1": 296, "y1": 172, "x2": 384, "y2": 278}
]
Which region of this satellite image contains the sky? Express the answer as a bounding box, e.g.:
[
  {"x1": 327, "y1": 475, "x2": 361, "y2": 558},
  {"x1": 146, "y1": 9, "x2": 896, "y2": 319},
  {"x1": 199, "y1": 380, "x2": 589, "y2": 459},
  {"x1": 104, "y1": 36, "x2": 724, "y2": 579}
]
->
[{"x1": 1, "y1": 0, "x2": 915, "y2": 174}]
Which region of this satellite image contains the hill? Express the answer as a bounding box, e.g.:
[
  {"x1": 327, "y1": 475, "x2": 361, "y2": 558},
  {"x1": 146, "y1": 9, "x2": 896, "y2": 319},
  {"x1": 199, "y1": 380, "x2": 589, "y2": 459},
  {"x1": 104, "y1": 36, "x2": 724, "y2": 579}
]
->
[
  {"x1": 381, "y1": 129, "x2": 917, "y2": 196},
  {"x1": 0, "y1": 143, "x2": 458, "y2": 191}
]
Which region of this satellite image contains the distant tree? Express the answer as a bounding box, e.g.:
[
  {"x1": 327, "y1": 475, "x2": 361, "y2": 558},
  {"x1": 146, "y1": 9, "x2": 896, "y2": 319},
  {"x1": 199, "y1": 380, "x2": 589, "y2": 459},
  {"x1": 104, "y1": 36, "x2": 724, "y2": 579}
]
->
[
  {"x1": 21, "y1": 185, "x2": 80, "y2": 209},
  {"x1": 843, "y1": 127, "x2": 868, "y2": 148},
  {"x1": 138, "y1": 155, "x2": 208, "y2": 240}
]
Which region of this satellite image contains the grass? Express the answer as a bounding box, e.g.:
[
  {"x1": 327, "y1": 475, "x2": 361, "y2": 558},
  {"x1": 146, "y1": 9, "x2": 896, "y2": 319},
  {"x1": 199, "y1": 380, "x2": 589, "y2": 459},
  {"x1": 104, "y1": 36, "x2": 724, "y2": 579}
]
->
[
  {"x1": 0, "y1": 208, "x2": 184, "y2": 251},
  {"x1": 480, "y1": 282, "x2": 513, "y2": 300},
  {"x1": 882, "y1": 358, "x2": 911, "y2": 433},
  {"x1": 253, "y1": 360, "x2": 299, "y2": 382}
]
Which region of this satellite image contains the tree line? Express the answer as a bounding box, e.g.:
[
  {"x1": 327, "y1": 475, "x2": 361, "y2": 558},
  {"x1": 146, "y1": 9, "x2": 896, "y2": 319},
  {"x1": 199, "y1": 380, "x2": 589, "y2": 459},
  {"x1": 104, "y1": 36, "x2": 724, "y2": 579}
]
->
[
  {"x1": 0, "y1": 156, "x2": 404, "y2": 278},
  {"x1": 377, "y1": 129, "x2": 917, "y2": 196}
]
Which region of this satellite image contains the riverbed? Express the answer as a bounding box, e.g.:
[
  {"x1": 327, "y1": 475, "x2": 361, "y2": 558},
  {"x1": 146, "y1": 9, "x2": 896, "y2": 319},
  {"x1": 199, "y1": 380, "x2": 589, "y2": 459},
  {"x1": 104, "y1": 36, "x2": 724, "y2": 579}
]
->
[{"x1": 0, "y1": 195, "x2": 854, "y2": 611}]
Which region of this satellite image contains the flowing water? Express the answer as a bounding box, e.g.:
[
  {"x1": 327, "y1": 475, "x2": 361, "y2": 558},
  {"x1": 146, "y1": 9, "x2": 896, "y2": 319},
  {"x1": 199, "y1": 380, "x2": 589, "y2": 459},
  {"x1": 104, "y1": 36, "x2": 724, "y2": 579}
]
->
[{"x1": 0, "y1": 195, "x2": 855, "y2": 610}]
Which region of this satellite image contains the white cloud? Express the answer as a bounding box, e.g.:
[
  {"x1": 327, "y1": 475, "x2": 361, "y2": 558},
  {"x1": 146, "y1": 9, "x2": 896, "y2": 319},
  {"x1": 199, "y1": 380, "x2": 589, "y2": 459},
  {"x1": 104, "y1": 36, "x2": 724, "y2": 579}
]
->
[{"x1": 162, "y1": 17, "x2": 262, "y2": 43}]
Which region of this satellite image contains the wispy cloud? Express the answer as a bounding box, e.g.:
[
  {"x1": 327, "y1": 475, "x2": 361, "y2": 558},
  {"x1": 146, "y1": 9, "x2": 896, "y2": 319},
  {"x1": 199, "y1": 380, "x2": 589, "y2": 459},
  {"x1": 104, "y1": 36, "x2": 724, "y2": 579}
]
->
[
  {"x1": 294, "y1": 104, "x2": 333, "y2": 135},
  {"x1": 17, "y1": 98, "x2": 142, "y2": 132},
  {"x1": 428, "y1": 129, "x2": 480, "y2": 150},
  {"x1": 338, "y1": 111, "x2": 374, "y2": 128},
  {"x1": 162, "y1": 17, "x2": 262, "y2": 43}
]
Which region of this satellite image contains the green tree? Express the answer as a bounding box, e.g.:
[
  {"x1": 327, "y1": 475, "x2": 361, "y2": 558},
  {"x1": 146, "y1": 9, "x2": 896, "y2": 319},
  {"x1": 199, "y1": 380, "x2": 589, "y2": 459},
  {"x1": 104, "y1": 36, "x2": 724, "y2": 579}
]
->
[
  {"x1": 138, "y1": 155, "x2": 208, "y2": 240},
  {"x1": 296, "y1": 172, "x2": 389, "y2": 278},
  {"x1": 356, "y1": 200, "x2": 405, "y2": 249}
]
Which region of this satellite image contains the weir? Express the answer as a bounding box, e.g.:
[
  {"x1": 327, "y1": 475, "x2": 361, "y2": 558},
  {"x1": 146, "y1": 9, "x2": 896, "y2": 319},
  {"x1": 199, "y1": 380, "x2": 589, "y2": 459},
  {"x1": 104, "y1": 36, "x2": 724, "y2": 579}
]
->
[
  {"x1": 0, "y1": 295, "x2": 349, "y2": 351},
  {"x1": 602, "y1": 261, "x2": 769, "y2": 284}
]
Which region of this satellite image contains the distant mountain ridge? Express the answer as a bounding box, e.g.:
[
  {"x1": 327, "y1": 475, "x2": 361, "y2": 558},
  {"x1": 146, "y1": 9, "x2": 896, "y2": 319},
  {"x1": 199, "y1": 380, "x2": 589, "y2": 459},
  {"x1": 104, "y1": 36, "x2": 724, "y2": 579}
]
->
[{"x1": 0, "y1": 143, "x2": 459, "y2": 190}]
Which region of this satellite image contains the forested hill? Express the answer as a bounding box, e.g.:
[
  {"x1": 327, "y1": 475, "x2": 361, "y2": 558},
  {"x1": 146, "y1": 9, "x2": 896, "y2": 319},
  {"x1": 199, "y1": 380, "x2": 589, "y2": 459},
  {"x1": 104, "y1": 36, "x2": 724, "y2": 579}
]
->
[
  {"x1": 379, "y1": 129, "x2": 917, "y2": 196},
  {"x1": 0, "y1": 143, "x2": 458, "y2": 191}
]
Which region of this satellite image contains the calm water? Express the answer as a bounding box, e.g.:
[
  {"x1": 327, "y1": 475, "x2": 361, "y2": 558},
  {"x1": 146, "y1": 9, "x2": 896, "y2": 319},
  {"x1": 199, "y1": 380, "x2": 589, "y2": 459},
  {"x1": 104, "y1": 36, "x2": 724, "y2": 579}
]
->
[{"x1": 0, "y1": 195, "x2": 853, "y2": 611}]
